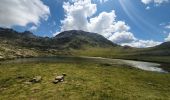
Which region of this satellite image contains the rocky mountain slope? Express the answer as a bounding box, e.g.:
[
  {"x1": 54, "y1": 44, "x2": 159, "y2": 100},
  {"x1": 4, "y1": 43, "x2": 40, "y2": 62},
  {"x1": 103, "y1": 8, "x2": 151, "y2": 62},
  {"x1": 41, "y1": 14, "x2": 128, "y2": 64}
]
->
[{"x1": 0, "y1": 28, "x2": 117, "y2": 59}]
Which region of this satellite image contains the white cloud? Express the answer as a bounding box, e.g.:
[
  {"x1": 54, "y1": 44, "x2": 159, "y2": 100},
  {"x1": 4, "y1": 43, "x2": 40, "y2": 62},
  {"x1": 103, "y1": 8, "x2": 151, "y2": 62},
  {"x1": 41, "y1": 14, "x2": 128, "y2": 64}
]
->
[
  {"x1": 53, "y1": 31, "x2": 60, "y2": 36},
  {"x1": 114, "y1": 21, "x2": 130, "y2": 32},
  {"x1": 108, "y1": 31, "x2": 161, "y2": 48},
  {"x1": 165, "y1": 33, "x2": 170, "y2": 41},
  {"x1": 60, "y1": 0, "x2": 130, "y2": 38},
  {"x1": 99, "y1": 0, "x2": 108, "y2": 3},
  {"x1": 108, "y1": 31, "x2": 136, "y2": 44},
  {"x1": 122, "y1": 40, "x2": 161, "y2": 48},
  {"x1": 165, "y1": 24, "x2": 170, "y2": 29},
  {"x1": 57, "y1": 0, "x2": 161, "y2": 48},
  {"x1": 0, "y1": 0, "x2": 50, "y2": 28},
  {"x1": 146, "y1": 6, "x2": 151, "y2": 10},
  {"x1": 141, "y1": 0, "x2": 152, "y2": 4},
  {"x1": 61, "y1": 0, "x2": 97, "y2": 31},
  {"x1": 88, "y1": 11, "x2": 116, "y2": 37},
  {"x1": 141, "y1": 0, "x2": 169, "y2": 5},
  {"x1": 29, "y1": 26, "x2": 38, "y2": 31}
]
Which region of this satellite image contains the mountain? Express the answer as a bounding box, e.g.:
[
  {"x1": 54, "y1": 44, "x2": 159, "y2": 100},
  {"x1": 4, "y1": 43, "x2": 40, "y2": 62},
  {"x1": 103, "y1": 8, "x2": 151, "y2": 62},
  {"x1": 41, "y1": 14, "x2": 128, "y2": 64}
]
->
[
  {"x1": 0, "y1": 27, "x2": 170, "y2": 61},
  {"x1": 54, "y1": 30, "x2": 117, "y2": 49},
  {"x1": 146, "y1": 42, "x2": 170, "y2": 56},
  {"x1": 0, "y1": 28, "x2": 117, "y2": 59},
  {"x1": 131, "y1": 42, "x2": 170, "y2": 56},
  {"x1": 0, "y1": 28, "x2": 117, "y2": 49},
  {"x1": 154, "y1": 42, "x2": 170, "y2": 49}
]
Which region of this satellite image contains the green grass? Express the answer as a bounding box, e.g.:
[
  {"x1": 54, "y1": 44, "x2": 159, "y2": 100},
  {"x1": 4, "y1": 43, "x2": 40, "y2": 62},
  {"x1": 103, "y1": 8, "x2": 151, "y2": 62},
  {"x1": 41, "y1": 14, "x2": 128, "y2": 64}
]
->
[
  {"x1": 71, "y1": 47, "x2": 170, "y2": 64},
  {"x1": 0, "y1": 61, "x2": 170, "y2": 100}
]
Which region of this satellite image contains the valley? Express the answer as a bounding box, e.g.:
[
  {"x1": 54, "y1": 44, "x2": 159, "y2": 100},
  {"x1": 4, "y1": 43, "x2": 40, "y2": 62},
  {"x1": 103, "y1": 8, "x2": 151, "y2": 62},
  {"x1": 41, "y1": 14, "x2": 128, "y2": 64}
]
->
[{"x1": 0, "y1": 28, "x2": 170, "y2": 100}]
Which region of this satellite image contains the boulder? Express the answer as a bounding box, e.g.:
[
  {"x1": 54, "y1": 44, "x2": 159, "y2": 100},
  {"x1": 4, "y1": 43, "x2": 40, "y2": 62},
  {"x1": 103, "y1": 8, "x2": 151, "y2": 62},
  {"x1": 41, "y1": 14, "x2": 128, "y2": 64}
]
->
[{"x1": 53, "y1": 73, "x2": 66, "y2": 84}]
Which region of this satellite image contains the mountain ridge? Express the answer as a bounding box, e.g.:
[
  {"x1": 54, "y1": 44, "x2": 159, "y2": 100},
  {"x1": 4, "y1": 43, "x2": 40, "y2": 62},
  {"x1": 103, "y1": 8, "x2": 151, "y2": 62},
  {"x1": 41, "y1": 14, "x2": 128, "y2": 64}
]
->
[
  {"x1": 0, "y1": 27, "x2": 170, "y2": 60},
  {"x1": 0, "y1": 28, "x2": 117, "y2": 49},
  {"x1": 0, "y1": 28, "x2": 117, "y2": 59}
]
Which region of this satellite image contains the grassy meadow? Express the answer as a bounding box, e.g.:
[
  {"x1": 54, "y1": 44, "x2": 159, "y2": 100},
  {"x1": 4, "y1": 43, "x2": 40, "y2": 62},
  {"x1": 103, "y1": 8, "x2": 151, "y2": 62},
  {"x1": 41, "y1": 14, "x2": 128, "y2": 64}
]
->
[
  {"x1": 0, "y1": 60, "x2": 170, "y2": 100},
  {"x1": 72, "y1": 47, "x2": 170, "y2": 64}
]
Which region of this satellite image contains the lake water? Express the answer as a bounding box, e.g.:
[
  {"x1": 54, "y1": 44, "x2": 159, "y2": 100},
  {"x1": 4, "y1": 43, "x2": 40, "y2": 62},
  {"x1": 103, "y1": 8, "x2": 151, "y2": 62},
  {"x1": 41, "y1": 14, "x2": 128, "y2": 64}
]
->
[
  {"x1": 121, "y1": 60, "x2": 167, "y2": 73},
  {"x1": 0, "y1": 56, "x2": 168, "y2": 73}
]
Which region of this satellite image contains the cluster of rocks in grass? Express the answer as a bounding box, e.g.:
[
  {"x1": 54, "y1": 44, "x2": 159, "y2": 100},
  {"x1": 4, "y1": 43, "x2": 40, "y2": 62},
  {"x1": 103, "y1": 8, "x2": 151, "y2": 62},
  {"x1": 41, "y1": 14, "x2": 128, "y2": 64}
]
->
[
  {"x1": 23, "y1": 73, "x2": 66, "y2": 84},
  {"x1": 52, "y1": 73, "x2": 66, "y2": 84},
  {"x1": 23, "y1": 76, "x2": 42, "y2": 85}
]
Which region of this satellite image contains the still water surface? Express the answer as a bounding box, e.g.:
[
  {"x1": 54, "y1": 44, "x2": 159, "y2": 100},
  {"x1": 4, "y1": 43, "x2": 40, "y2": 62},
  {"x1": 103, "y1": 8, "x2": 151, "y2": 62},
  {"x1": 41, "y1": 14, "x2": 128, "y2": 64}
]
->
[{"x1": 1, "y1": 56, "x2": 168, "y2": 73}]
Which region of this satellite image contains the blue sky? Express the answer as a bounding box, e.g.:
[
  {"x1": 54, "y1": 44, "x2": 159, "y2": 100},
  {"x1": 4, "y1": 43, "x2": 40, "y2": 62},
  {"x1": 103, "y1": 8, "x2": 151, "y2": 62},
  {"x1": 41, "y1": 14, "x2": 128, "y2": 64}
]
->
[{"x1": 0, "y1": 0, "x2": 170, "y2": 47}]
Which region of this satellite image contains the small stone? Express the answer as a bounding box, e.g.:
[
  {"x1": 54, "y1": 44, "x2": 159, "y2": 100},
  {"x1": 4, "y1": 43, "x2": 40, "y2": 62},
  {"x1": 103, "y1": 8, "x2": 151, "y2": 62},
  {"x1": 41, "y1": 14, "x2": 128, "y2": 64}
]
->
[
  {"x1": 30, "y1": 76, "x2": 42, "y2": 83},
  {"x1": 53, "y1": 74, "x2": 66, "y2": 84},
  {"x1": 55, "y1": 76, "x2": 64, "y2": 81},
  {"x1": 60, "y1": 79, "x2": 64, "y2": 82},
  {"x1": 24, "y1": 81, "x2": 32, "y2": 85},
  {"x1": 147, "y1": 82, "x2": 153, "y2": 85},
  {"x1": 53, "y1": 80, "x2": 59, "y2": 84}
]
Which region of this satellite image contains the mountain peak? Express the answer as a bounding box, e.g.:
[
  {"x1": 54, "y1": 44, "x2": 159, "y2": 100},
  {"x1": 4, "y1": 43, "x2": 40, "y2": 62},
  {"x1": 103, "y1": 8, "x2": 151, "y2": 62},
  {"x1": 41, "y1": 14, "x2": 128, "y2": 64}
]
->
[
  {"x1": 54, "y1": 30, "x2": 117, "y2": 49},
  {"x1": 22, "y1": 31, "x2": 36, "y2": 38},
  {"x1": 0, "y1": 27, "x2": 36, "y2": 39}
]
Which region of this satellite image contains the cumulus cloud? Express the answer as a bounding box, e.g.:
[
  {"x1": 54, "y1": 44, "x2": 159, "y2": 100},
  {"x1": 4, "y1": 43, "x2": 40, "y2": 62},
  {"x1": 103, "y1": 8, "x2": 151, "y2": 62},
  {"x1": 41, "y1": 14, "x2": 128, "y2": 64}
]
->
[
  {"x1": 165, "y1": 33, "x2": 170, "y2": 41},
  {"x1": 108, "y1": 31, "x2": 136, "y2": 44},
  {"x1": 88, "y1": 11, "x2": 116, "y2": 37},
  {"x1": 57, "y1": 0, "x2": 161, "y2": 48},
  {"x1": 61, "y1": 0, "x2": 97, "y2": 31},
  {"x1": 122, "y1": 40, "x2": 161, "y2": 48},
  {"x1": 141, "y1": 0, "x2": 169, "y2": 5},
  {"x1": 108, "y1": 31, "x2": 161, "y2": 48},
  {"x1": 59, "y1": 0, "x2": 130, "y2": 39},
  {"x1": 0, "y1": 0, "x2": 50, "y2": 28}
]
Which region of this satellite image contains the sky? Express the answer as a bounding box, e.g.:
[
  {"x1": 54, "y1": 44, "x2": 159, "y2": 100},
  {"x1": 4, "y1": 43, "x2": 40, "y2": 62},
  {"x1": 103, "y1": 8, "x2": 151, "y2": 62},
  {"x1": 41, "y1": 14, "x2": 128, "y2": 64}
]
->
[{"x1": 0, "y1": 0, "x2": 170, "y2": 48}]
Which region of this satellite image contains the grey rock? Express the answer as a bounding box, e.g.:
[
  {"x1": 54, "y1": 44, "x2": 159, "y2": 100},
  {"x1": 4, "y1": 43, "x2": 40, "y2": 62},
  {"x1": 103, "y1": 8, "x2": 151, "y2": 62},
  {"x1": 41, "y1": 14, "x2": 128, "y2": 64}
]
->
[
  {"x1": 55, "y1": 76, "x2": 64, "y2": 81},
  {"x1": 53, "y1": 80, "x2": 59, "y2": 84},
  {"x1": 53, "y1": 73, "x2": 66, "y2": 84}
]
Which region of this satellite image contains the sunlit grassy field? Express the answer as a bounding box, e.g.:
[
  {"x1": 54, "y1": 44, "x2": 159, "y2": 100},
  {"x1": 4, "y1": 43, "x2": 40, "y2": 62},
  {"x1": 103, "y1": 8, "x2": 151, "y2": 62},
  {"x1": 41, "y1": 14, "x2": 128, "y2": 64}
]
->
[{"x1": 0, "y1": 61, "x2": 170, "y2": 100}]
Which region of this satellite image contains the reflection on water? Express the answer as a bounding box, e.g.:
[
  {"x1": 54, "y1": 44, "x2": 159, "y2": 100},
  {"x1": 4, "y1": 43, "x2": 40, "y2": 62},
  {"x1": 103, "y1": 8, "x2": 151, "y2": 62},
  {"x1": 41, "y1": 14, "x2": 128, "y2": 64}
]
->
[
  {"x1": 0, "y1": 56, "x2": 168, "y2": 73},
  {"x1": 121, "y1": 60, "x2": 167, "y2": 73}
]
